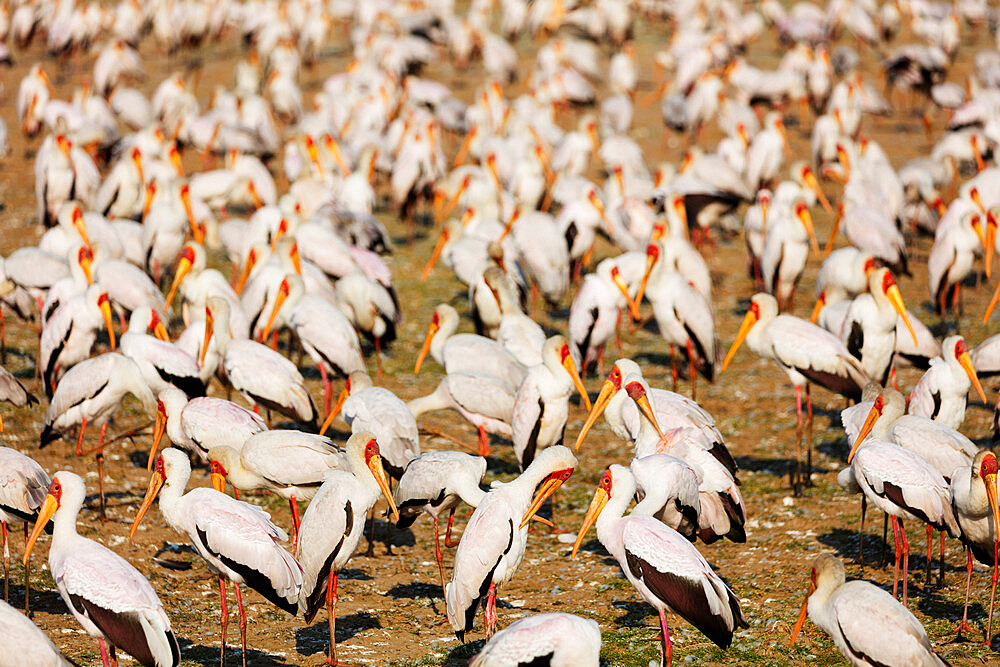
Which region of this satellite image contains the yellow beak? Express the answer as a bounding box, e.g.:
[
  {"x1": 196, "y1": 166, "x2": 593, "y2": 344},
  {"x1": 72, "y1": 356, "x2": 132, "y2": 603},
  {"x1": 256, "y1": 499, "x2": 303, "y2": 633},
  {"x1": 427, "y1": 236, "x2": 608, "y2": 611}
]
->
[
  {"x1": 367, "y1": 454, "x2": 399, "y2": 522},
  {"x1": 562, "y1": 353, "x2": 592, "y2": 412},
  {"x1": 574, "y1": 380, "x2": 615, "y2": 450},
  {"x1": 260, "y1": 287, "x2": 289, "y2": 342},
  {"x1": 520, "y1": 474, "x2": 568, "y2": 529},
  {"x1": 211, "y1": 472, "x2": 227, "y2": 493},
  {"x1": 884, "y1": 283, "x2": 918, "y2": 346},
  {"x1": 797, "y1": 206, "x2": 820, "y2": 256},
  {"x1": 233, "y1": 251, "x2": 257, "y2": 295},
  {"x1": 198, "y1": 309, "x2": 214, "y2": 367},
  {"x1": 130, "y1": 470, "x2": 165, "y2": 540},
  {"x1": 99, "y1": 298, "x2": 116, "y2": 351},
  {"x1": 721, "y1": 307, "x2": 759, "y2": 372},
  {"x1": 790, "y1": 578, "x2": 817, "y2": 646},
  {"x1": 414, "y1": 319, "x2": 439, "y2": 373},
  {"x1": 958, "y1": 349, "x2": 988, "y2": 404},
  {"x1": 571, "y1": 486, "x2": 609, "y2": 558},
  {"x1": 803, "y1": 170, "x2": 832, "y2": 214},
  {"x1": 809, "y1": 293, "x2": 826, "y2": 324},
  {"x1": 421, "y1": 228, "x2": 449, "y2": 281},
  {"x1": 164, "y1": 256, "x2": 192, "y2": 307},
  {"x1": 847, "y1": 400, "x2": 882, "y2": 463},
  {"x1": 633, "y1": 253, "x2": 658, "y2": 321},
  {"x1": 147, "y1": 406, "x2": 166, "y2": 470},
  {"x1": 319, "y1": 386, "x2": 350, "y2": 436},
  {"x1": 23, "y1": 494, "x2": 58, "y2": 565}
]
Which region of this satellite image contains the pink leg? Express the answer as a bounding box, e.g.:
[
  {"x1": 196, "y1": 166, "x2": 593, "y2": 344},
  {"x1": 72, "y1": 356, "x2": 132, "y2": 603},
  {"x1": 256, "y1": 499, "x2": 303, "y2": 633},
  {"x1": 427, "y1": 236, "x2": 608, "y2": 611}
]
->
[
  {"x1": 2, "y1": 520, "x2": 7, "y2": 603},
  {"x1": 485, "y1": 581, "x2": 497, "y2": 638},
  {"x1": 477, "y1": 426, "x2": 490, "y2": 457},
  {"x1": 289, "y1": 496, "x2": 301, "y2": 549},
  {"x1": 669, "y1": 345, "x2": 678, "y2": 391},
  {"x1": 22, "y1": 523, "x2": 29, "y2": 612},
  {"x1": 234, "y1": 583, "x2": 247, "y2": 667},
  {"x1": 444, "y1": 508, "x2": 458, "y2": 547},
  {"x1": 614, "y1": 309, "x2": 622, "y2": 353},
  {"x1": 900, "y1": 519, "x2": 909, "y2": 606},
  {"x1": 658, "y1": 607, "x2": 673, "y2": 667},
  {"x1": 326, "y1": 570, "x2": 339, "y2": 664},
  {"x1": 99, "y1": 638, "x2": 111, "y2": 667},
  {"x1": 433, "y1": 515, "x2": 447, "y2": 603},
  {"x1": 793, "y1": 385, "x2": 803, "y2": 492},
  {"x1": 890, "y1": 516, "x2": 902, "y2": 600},
  {"x1": 956, "y1": 548, "x2": 974, "y2": 636},
  {"x1": 375, "y1": 337, "x2": 384, "y2": 381},
  {"x1": 319, "y1": 364, "x2": 332, "y2": 416},
  {"x1": 990, "y1": 542, "x2": 999, "y2": 644},
  {"x1": 686, "y1": 338, "x2": 697, "y2": 401},
  {"x1": 219, "y1": 576, "x2": 229, "y2": 667},
  {"x1": 925, "y1": 524, "x2": 934, "y2": 587}
]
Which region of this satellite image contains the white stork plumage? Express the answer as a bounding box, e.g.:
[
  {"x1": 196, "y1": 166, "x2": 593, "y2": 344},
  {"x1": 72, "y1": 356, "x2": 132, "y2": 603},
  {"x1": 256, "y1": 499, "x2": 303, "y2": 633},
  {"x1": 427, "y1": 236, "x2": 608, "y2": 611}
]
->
[
  {"x1": 394, "y1": 451, "x2": 487, "y2": 597},
  {"x1": 0, "y1": 447, "x2": 49, "y2": 612},
  {"x1": 131, "y1": 448, "x2": 303, "y2": 667},
  {"x1": 0, "y1": 598, "x2": 75, "y2": 666},
  {"x1": 791, "y1": 554, "x2": 948, "y2": 666},
  {"x1": 121, "y1": 307, "x2": 206, "y2": 399},
  {"x1": 447, "y1": 446, "x2": 576, "y2": 640},
  {"x1": 908, "y1": 335, "x2": 987, "y2": 431},
  {"x1": 630, "y1": 454, "x2": 702, "y2": 542},
  {"x1": 470, "y1": 612, "x2": 602, "y2": 666},
  {"x1": 839, "y1": 268, "x2": 917, "y2": 386},
  {"x1": 295, "y1": 433, "x2": 399, "y2": 665},
  {"x1": 571, "y1": 465, "x2": 747, "y2": 665},
  {"x1": 208, "y1": 430, "x2": 347, "y2": 546},
  {"x1": 25, "y1": 471, "x2": 180, "y2": 667}
]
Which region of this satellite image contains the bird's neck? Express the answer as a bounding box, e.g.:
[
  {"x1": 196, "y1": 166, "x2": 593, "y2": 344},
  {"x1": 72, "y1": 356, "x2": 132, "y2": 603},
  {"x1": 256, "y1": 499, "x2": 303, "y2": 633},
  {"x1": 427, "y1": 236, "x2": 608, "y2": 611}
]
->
[
  {"x1": 51, "y1": 503, "x2": 82, "y2": 549},
  {"x1": 595, "y1": 490, "x2": 631, "y2": 548},
  {"x1": 453, "y1": 474, "x2": 487, "y2": 509}
]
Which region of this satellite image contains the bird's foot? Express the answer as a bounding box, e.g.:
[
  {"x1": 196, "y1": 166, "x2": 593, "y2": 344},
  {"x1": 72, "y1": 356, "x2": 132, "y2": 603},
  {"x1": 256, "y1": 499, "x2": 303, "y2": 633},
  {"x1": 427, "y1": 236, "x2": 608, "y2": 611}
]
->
[{"x1": 954, "y1": 620, "x2": 975, "y2": 638}]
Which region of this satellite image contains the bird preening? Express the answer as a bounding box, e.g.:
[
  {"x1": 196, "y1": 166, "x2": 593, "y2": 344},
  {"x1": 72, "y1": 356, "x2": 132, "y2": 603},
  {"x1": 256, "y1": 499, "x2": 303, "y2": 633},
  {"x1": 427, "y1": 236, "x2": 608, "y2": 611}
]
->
[{"x1": 6, "y1": 0, "x2": 1000, "y2": 665}]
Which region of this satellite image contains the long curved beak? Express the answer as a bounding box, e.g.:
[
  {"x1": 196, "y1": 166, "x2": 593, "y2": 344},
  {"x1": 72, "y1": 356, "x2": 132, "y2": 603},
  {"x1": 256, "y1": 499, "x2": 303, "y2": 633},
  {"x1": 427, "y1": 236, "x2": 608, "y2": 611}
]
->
[
  {"x1": 520, "y1": 472, "x2": 569, "y2": 529},
  {"x1": 822, "y1": 206, "x2": 842, "y2": 258},
  {"x1": 574, "y1": 380, "x2": 615, "y2": 450},
  {"x1": 847, "y1": 401, "x2": 881, "y2": 463},
  {"x1": 99, "y1": 298, "x2": 116, "y2": 351},
  {"x1": 884, "y1": 282, "x2": 918, "y2": 346},
  {"x1": 986, "y1": 213, "x2": 997, "y2": 280},
  {"x1": 367, "y1": 455, "x2": 399, "y2": 522},
  {"x1": 147, "y1": 406, "x2": 166, "y2": 470},
  {"x1": 986, "y1": 279, "x2": 1000, "y2": 324},
  {"x1": 181, "y1": 189, "x2": 200, "y2": 242},
  {"x1": 986, "y1": 472, "x2": 1000, "y2": 541},
  {"x1": 633, "y1": 253, "x2": 657, "y2": 320},
  {"x1": 610, "y1": 270, "x2": 637, "y2": 317},
  {"x1": 571, "y1": 485, "x2": 609, "y2": 558},
  {"x1": 164, "y1": 256, "x2": 192, "y2": 307},
  {"x1": 790, "y1": 579, "x2": 817, "y2": 646},
  {"x1": 809, "y1": 292, "x2": 826, "y2": 324},
  {"x1": 318, "y1": 385, "x2": 350, "y2": 436},
  {"x1": 633, "y1": 388, "x2": 666, "y2": 442},
  {"x1": 130, "y1": 470, "x2": 165, "y2": 540},
  {"x1": 23, "y1": 493, "x2": 58, "y2": 564},
  {"x1": 260, "y1": 288, "x2": 289, "y2": 341},
  {"x1": 79, "y1": 253, "x2": 94, "y2": 285},
  {"x1": 211, "y1": 471, "x2": 227, "y2": 493},
  {"x1": 562, "y1": 353, "x2": 592, "y2": 411},
  {"x1": 958, "y1": 348, "x2": 988, "y2": 404},
  {"x1": 721, "y1": 307, "x2": 759, "y2": 372},
  {"x1": 198, "y1": 309, "x2": 214, "y2": 367},
  {"x1": 414, "y1": 320, "x2": 439, "y2": 373},
  {"x1": 797, "y1": 206, "x2": 820, "y2": 256},
  {"x1": 72, "y1": 210, "x2": 92, "y2": 250},
  {"x1": 234, "y1": 251, "x2": 256, "y2": 294},
  {"x1": 421, "y1": 228, "x2": 449, "y2": 281},
  {"x1": 803, "y1": 170, "x2": 832, "y2": 214}
]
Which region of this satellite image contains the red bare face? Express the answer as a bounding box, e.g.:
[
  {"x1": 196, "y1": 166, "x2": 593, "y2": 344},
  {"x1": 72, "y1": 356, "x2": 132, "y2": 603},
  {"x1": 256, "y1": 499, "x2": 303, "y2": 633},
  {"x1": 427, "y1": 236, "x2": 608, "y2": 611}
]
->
[
  {"x1": 97, "y1": 293, "x2": 110, "y2": 307},
  {"x1": 795, "y1": 201, "x2": 808, "y2": 217},
  {"x1": 955, "y1": 339, "x2": 968, "y2": 358},
  {"x1": 749, "y1": 301, "x2": 760, "y2": 318},
  {"x1": 181, "y1": 246, "x2": 196, "y2": 264},
  {"x1": 980, "y1": 453, "x2": 999, "y2": 477},
  {"x1": 431, "y1": 311, "x2": 440, "y2": 326},
  {"x1": 209, "y1": 460, "x2": 227, "y2": 477},
  {"x1": 881, "y1": 271, "x2": 896, "y2": 294},
  {"x1": 624, "y1": 380, "x2": 645, "y2": 401},
  {"x1": 279, "y1": 278, "x2": 290, "y2": 296},
  {"x1": 873, "y1": 395, "x2": 883, "y2": 414},
  {"x1": 645, "y1": 244, "x2": 660, "y2": 261},
  {"x1": 47, "y1": 479, "x2": 63, "y2": 506},
  {"x1": 560, "y1": 344, "x2": 571, "y2": 363},
  {"x1": 155, "y1": 456, "x2": 167, "y2": 480},
  {"x1": 544, "y1": 468, "x2": 574, "y2": 484},
  {"x1": 598, "y1": 469, "x2": 613, "y2": 494},
  {"x1": 157, "y1": 400, "x2": 166, "y2": 418},
  {"x1": 148, "y1": 311, "x2": 160, "y2": 332},
  {"x1": 609, "y1": 365, "x2": 623, "y2": 390},
  {"x1": 364, "y1": 438, "x2": 380, "y2": 463},
  {"x1": 77, "y1": 246, "x2": 91, "y2": 263},
  {"x1": 863, "y1": 258, "x2": 876, "y2": 274}
]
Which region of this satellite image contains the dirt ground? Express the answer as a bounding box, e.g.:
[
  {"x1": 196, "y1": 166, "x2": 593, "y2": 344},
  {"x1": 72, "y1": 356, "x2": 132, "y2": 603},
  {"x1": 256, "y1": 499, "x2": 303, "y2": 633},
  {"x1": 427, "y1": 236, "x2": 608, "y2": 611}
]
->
[{"x1": 3, "y1": 5, "x2": 1000, "y2": 667}]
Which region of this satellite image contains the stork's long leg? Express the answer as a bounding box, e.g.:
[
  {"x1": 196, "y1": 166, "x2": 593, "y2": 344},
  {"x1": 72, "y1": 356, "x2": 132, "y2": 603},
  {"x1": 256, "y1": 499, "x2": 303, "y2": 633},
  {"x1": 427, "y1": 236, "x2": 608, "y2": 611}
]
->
[
  {"x1": 289, "y1": 496, "x2": 301, "y2": 549},
  {"x1": 2, "y1": 521, "x2": 7, "y2": 603},
  {"x1": 658, "y1": 607, "x2": 673, "y2": 667},
  {"x1": 990, "y1": 543, "x2": 999, "y2": 644},
  {"x1": 98, "y1": 638, "x2": 111, "y2": 667},
  {"x1": 669, "y1": 345, "x2": 678, "y2": 392},
  {"x1": 319, "y1": 364, "x2": 332, "y2": 416},
  {"x1": 793, "y1": 385, "x2": 803, "y2": 494},
  {"x1": 433, "y1": 515, "x2": 447, "y2": 604},
  {"x1": 234, "y1": 583, "x2": 247, "y2": 667},
  {"x1": 956, "y1": 547, "x2": 975, "y2": 637},
  {"x1": 485, "y1": 581, "x2": 498, "y2": 638},
  {"x1": 219, "y1": 576, "x2": 229, "y2": 667},
  {"x1": 444, "y1": 508, "x2": 458, "y2": 547},
  {"x1": 890, "y1": 516, "x2": 902, "y2": 600},
  {"x1": 880, "y1": 513, "x2": 889, "y2": 567},
  {"x1": 23, "y1": 522, "x2": 29, "y2": 613},
  {"x1": 938, "y1": 531, "x2": 946, "y2": 589},
  {"x1": 805, "y1": 384, "x2": 813, "y2": 487},
  {"x1": 686, "y1": 339, "x2": 696, "y2": 402},
  {"x1": 857, "y1": 496, "x2": 866, "y2": 571},
  {"x1": 325, "y1": 570, "x2": 339, "y2": 666},
  {"x1": 900, "y1": 518, "x2": 909, "y2": 606}
]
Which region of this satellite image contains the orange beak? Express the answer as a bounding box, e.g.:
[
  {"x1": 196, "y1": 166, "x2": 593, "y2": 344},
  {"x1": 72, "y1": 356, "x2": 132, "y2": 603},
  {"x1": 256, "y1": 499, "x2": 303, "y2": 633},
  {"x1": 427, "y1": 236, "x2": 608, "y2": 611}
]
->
[
  {"x1": 847, "y1": 399, "x2": 883, "y2": 463},
  {"x1": 633, "y1": 249, "x2": 658, "y2": 320},
  {"x1": 574, "y1": 379, "x2": 616, "y2": 451},
  {"x1": 129, "y1": 468, "x2": 165, "y2": 540},
  {"x1": 958, "y1": 347, "x2": 988, "y2": 404},
  {"x1": 147, "y1": 403, "x2": 167, "y2": 470},
  {"x1": 260, "y1": 279, "x2": 290, "y2": 341},
  {"x1": 802, "y1": 169, "x2": 832, "y2": 214},
  {"x1": 809, "y1": 292, "x2": 826, "y2": 324},
  {"x1": 421, "y1": 227, "x2": 449, "y2": 281},
  {"x1": 23, "y1": 492, "x2": 58, "y2": 565},
  {"x1": 71, "y1": 207, "x2": 92, "y2": 250},
  {"x1": 414, "y1": 316, "x2": 439, "y2": 373},
  {"x1": 198, "y1": 308, "x2": 214, "y2": 367},
  {"x1": 234, "y1": 249, "x2": 257, "y2": 294},
  {"x1": 520, "y1": 469, "x2": 572, "y2": 529},
  {"x1": 319, "y1": 384, "x2": 350, "y2": 436},
  {"x1": 98, "y1": 295, "x2": 116, "y2": 351},
  {"x1": 790, "y1": 576, "x2": 817, "y2": 647},
  {"x1": 561, "y1": 349, "x2": 592, "y2": 412},
  {"x1": 571, "y1": 483, "x2": 610, "y2": 558},
  {"x1": 721, "y1": 305, "x2": 760, "y2": 372},
  {"x1": 164, "y1": 254, "x2": 192, "y2": 307}
]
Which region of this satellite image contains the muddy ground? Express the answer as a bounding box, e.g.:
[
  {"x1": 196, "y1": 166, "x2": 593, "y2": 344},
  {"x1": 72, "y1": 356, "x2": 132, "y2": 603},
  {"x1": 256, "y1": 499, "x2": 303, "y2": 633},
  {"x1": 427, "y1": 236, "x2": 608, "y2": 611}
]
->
[{"x1": 2, "y1": 6, "x2": 1000, "y2": 667}]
